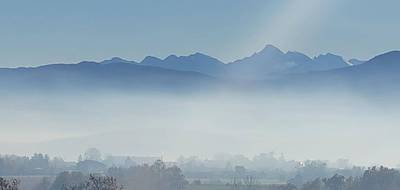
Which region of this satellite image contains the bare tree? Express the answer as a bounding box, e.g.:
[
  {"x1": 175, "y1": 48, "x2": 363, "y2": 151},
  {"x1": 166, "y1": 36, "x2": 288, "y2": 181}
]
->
[
  {"x1": 63, "y1": 174, "x2": 123, "y2": 190},
  {"x1": 230, "y1": 176, "x2": 242, "y2": 190},
  {"x1": 0, "y1": 177, "x2": 20, "y2": 190},
  {"x1": 229, "y1": 175, "x2": 258, "y2": 190},
  {"x1": 243, "y1": 176, "x2": 257, "y2": 190}
]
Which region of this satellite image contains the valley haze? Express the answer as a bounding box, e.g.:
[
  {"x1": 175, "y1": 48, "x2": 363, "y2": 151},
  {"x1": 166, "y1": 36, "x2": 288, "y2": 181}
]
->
[
  {"x1": 1, "y1": 45, "x2": 399, "y2": 167},
  {"x1": 2, "y1": 1, "x2": 400, "y2": 190}
]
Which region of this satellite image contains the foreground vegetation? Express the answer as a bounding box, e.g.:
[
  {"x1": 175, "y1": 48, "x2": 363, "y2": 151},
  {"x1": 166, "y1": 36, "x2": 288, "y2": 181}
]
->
[
  {"x1": 2, "y1": 165, "x2": 400, "y2": 190},
  {"x1": 1, "y1": 152, "x2": 400, "y2": 190}
]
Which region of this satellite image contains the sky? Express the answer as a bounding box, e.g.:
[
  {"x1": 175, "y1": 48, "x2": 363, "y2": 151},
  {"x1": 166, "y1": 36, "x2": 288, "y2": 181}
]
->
[
  {"x1": 1, "y1": 0, "x2": 400, "y2": 166},
  {"x1": 0, "y1": 0, "x2": 399, "y2": 67}
]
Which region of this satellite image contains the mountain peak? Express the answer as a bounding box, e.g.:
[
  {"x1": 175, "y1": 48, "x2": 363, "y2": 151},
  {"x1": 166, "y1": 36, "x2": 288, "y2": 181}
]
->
[
  {"x1": 285, "y1": 51, "x2": 312, "y2": 63},
  {"x1": 111, "y1": 57, "x2": 125, "y2": 61},
  {"x1": 141, "y1": 56, "x2": 163, "y2": 64},
  {"x1": 310, "y1": 53, "x2": 350, "y2": 70},
  {"x1": 314, "y1": 53, "x2": 345, "y2": 62},
  {"x1": 188, "y1": 52, "x2": 215, "y2": 59},
  {"x1": 260, "y1": 45, "x2": 284, "y2": 55},
  {"x1": 264, "y1": 44, "x2": 280, "y2": 50},
  {"x1": 319, "y1": 53, "x2": 340, "y2": 58},
  {"x1": 165, "y1": 55, "x2": 179, "y2": 61},
  {"x1": 192, "y1": 52, "x2": 207, "y2": 56},
  {"x1": 100, "y1": 57, "x2": 132, "y2": 64}
]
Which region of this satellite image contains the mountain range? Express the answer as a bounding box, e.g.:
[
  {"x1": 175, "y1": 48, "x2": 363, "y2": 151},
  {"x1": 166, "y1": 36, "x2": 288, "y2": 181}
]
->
[
  {"x1": 0, "y1": 45, "x2": 399, "y2": 94},
  {"x1": 0, "y1": 61, "x2": 216, "y2": 92},
  {"x1": 275, "y1": 50, "x2": 400, "y2": 94},
  {"x1": 96, "y1": 45, "x2": 351, "y2": 79},
  {"x1": 227, "y1": 45, "x2": 350, "y2": 79},
  {"x1": 135, "y1": 45, "x2": 351, "y2": 79}
]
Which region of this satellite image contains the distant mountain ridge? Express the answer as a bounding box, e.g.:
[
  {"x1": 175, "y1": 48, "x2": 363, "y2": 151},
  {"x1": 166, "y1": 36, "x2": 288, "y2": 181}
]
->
[
  {"x1": 228, "y1": 45, "x2": 350, "y2": 78},
  {"x1": 275, "y1": 51, "x2": 400, "y2": 94},
  {"x1": 0, "y1": 45, "x2": 399, "y2": 94},
  {"x1": 99, "y1": 45, "x2": 351, "y2": 79},
  {"x1": 139, "y1": 53, "x2": 226, "y2": 76},
  {"x1": 0, "y1": 60, "x2": 216, "y2": 92}
]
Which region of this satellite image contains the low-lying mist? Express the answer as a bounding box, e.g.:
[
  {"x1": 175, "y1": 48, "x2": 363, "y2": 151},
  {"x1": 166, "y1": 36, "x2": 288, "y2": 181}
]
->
[{"x1": 1, "y1": 89, "x2": 399, "y2": 167}]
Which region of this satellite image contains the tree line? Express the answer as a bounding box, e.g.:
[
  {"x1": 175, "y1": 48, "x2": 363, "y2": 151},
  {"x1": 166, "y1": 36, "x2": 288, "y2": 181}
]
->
[
  {"x1": 0, "y1": 154, "x2": 72, "y2": 176},
  {"x1": 2, "y1": 165, "x2": 400, "y2": 190},
  {"x1": 47, "y1": 160, "x2": 187, "y2": 190},
  {"x1": 297, "y1": 166, "x2": 400, "y2": 190}
]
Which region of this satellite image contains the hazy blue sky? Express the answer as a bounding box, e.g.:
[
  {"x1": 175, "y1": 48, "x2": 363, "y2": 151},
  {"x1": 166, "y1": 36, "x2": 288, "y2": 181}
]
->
[{"x1": 0, "y1": 0, "x2": 399, "y2": 67}]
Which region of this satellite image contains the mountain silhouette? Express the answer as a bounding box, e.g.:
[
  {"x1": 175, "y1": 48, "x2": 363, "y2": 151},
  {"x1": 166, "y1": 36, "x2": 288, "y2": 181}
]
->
[
  {"x1": 134, "y1": 45, "x2": 350, "y2": 79},
  {"x1": 228, "y1": 45, "x2": 349, "y2": 79},
  {"x1": 0, "y1": 46, "x2": 399, "y2": 94},
  {"x1": 0, "y1": 61, "x2": 215, "y2": 92},
  {"x1": 277, "y1": 51, "x2": 400, "y2": 94},
  {"x1": 311, "y1": 53, "x2": 350, "y2": 70},
  {"x1": 139, "y1": 53, "x2": 226, "y2": 76},
  {"x1": 100, "y1": 57, "x2": 137, "y2": 65}
]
